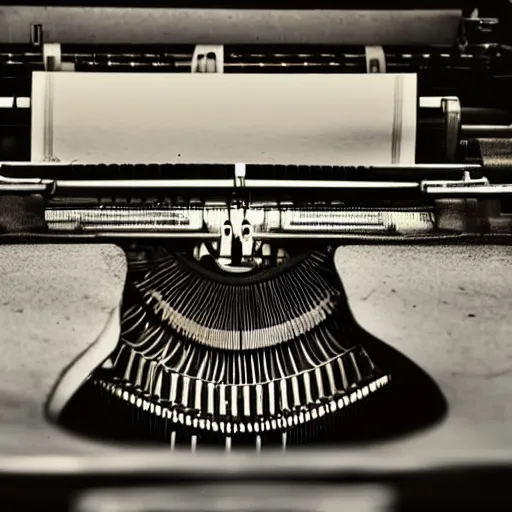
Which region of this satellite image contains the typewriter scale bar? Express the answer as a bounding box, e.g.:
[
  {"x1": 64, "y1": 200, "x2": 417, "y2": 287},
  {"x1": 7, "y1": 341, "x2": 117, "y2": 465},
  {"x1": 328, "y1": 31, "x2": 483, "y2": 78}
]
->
[
  {"x1": 3, "y1": 47, "x2": 512, "y2": 101},
  {"x1": 4, "y1": 45, "x2": 507, "y2": 72}
]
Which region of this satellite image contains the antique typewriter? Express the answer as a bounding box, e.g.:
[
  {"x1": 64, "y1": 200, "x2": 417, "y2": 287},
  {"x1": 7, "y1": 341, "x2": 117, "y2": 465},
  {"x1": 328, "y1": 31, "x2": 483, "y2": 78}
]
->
[{"x1": 2, "y1": 1, "x2": 512, "y2": 511}]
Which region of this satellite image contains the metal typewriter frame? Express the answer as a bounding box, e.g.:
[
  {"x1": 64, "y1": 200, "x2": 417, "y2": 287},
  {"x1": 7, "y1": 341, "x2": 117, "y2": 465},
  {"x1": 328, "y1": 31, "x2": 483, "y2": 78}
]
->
[{"x1": 2, "y1": 162, "x2": 512, "y2": 269}]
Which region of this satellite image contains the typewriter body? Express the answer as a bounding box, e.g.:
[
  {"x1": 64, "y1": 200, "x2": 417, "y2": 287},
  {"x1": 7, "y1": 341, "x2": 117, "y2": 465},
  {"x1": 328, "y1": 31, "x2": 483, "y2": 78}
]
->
[{"x1": 2, "y1": 2, "x2": 512, "y2": 511}]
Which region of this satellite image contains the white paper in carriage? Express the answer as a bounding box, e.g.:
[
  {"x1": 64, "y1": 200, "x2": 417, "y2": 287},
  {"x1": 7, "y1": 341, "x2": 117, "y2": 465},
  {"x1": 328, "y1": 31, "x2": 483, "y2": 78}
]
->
[{"x1": 30, "y1": 72, "x2": 417, "y2": 165}]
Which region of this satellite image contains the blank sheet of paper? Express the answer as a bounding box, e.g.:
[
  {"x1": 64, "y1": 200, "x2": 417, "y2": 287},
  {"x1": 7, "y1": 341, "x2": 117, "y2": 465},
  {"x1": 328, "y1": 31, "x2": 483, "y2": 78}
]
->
[{"x1": 31, "y1": 72, "x2": 417, "y2": 165}]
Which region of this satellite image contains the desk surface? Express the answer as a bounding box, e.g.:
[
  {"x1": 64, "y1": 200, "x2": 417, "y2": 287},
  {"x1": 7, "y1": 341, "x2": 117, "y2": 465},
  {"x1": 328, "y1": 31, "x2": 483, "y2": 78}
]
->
[{"x1": 0, "y1": 244, "x2": 511, "y2": 476}]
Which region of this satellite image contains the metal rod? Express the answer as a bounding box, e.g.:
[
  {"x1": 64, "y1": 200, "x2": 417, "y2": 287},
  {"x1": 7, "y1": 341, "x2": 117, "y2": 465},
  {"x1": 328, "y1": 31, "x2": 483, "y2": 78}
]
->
[
  {"x1": 425, "y1": 184, "x2": 512, "y2": 196},
  {"x1": 245, "y1": 180, "x2": 420, "y2": 189},
  {"x1": 0, "y1": 163, "x2": 482, "y2": 170},
  {"x1": 0, "y1": 184, "x2": 48, "y2": 192},
  {"x1": 0, "y1": 161, "x2": 78, "y2": 167},
  {"x1": 461, "y1": 125, "x2": 512, "y2": 138},
  {"x1": 254, "y1": 233, "x2": 472, "y2": 240},
  {"x1": 4, "y1": 232, "x2": 512, "y2": 244},
  {"x1": 56, "y1": 179, "x2": 234, "y2": 189},
  {"x1": 86, "y1": 232, "x2": 219, "y2": 239},
  {"x1": 36, "y1": 231, "x2": 453, "y2": 240}
]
